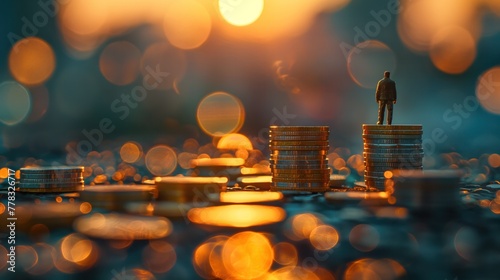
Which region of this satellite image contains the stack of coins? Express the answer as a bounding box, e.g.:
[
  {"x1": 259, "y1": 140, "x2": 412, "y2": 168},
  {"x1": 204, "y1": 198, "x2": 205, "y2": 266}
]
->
[
  {"x1": 18, "y1": 166, "x2": 84, "y2": 193},
  {"x1": 363, "y1": 125, "x2": 423, "y2": 190},
  {"x1": 269, "y1": 126, "x2": 330, "y2": 192},
  {"x1": 388, "y1": 170, "x2": 461, "y2": 209}
]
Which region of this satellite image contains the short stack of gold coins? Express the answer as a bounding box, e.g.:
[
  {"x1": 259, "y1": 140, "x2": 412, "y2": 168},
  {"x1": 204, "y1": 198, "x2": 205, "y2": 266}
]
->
[
  {"x1": 269, "y1": 126, "x2": 330, "y2": 192},
  {"x1": 18, "y1": 166, "x2": 84, "y2": 193},
  {"x1": 362, "y1": 124, "x2": 423, "y2": 190}
]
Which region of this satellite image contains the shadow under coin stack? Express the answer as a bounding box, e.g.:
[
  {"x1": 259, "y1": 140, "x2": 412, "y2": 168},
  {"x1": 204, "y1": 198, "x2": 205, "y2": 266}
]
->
[
  {"x1": 18, "y1": 166, "x2": 84, "y2": 193},
  {"x1": 363, "y1": 124, "x2": 423, "y2": 190},
  {"x1": 269, "y1": 126, "x2": 330, "y2": 192}
]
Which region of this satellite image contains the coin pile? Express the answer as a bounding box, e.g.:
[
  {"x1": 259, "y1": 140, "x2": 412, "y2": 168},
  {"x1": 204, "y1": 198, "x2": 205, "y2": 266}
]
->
[
  {"x1": 18, "y1": 166, "x2": 84, "y2": 193},
  {"x1": 269, "y1": 126, "x2": 330, "y2": 192},
  {"x1": 387, "y1": 170, "x2": 461, "y2": 209},
  {"x1": 363, "y1": 125, "x2": 423, "y2": 190}
]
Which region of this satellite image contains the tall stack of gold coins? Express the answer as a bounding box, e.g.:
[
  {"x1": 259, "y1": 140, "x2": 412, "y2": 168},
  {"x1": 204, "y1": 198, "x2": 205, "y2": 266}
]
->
[
  {"x1": 362, "y1": 124, "x2": 423, "y2": 190},
  {"x1": 18, "y1": 166, "x2": 84, "y2": 193},
  {"x1": 269, "y1": 126, "x2": 330, "y2": 192}
]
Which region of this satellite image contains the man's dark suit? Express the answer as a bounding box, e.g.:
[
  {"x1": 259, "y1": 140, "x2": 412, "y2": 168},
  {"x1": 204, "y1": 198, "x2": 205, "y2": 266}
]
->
[{"x1": 376, "y1": 76, "x2": 397, "y2": 125}]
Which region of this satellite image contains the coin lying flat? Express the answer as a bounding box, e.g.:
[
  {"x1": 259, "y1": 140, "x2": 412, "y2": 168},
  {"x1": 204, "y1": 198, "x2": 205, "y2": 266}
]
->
[{"x1": 74, "y1": 213, "x2": 172, "y2": 240}]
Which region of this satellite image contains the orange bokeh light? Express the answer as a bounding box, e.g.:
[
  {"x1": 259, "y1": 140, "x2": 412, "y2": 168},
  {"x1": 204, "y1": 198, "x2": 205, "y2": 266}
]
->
[
  {"x1": 291, "y1": 213, "x2": 323, "y2": 240},
  {"x1": 163, "y1": 0, "x2": 211, "y2": 50},
  {"x1": 9, "y1": 37, "x2": 55, "y2": 86},
  {"x1": 222, "y1": 231, "x2": 273, "y2": 279},
  {"x1": 197, "y1": 92, "x2": 245, "y2": 137},
  {"x1": 145, "y1": 145, "x2": 177, "y2": 176},
  {"x1": 120, "y1": 142, "x2": 142, "y2": 163},
  {"x1": 188, "y1": 205, "x2": 285, "y2": 227},
  {"x1": 309, "y1": 225, "x2": 340, "y2": 251},
  {"x1": 429, "y1": 26, "x2": 476, "y2": 74},
  {"x1": 273, "y1": 242, "x2": 298, "y2": 266},
  {"x1": 476, "y1": 67, "x2": 500, "y2": 115},
  {"x1": 218, "y1": 0, "x2": 264, "y2": 26},
  {"x1": 488, "y1": 154, "x2": 500, "y2": 168},
  {"x1": 217, "y1": 133, "x2": 253, "y2": 150}
]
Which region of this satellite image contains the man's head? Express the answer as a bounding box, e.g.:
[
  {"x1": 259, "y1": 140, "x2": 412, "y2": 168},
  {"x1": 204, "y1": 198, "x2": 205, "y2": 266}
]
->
[{"x1": 384, "y1": 71, "x2": 390, "y2": 78}]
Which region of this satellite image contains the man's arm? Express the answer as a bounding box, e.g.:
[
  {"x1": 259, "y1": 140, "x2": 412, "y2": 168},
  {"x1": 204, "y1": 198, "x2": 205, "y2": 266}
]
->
[
  {"x1": 375, "y1": 81, "x2": 381, "y2": 102},
  {"x1": 393, "y1": 82, "x2": 397, "y2": 104}
]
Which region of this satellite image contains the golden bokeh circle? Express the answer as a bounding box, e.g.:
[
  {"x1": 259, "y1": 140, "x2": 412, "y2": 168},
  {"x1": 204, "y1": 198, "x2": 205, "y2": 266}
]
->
[{"x1": 9, "y1": 37, "x2": 56, "y2": 86}]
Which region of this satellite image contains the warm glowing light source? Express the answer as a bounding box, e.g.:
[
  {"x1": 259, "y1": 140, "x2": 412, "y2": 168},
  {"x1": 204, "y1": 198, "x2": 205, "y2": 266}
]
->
[
  {"x1": 62, "y1": 0, "x2": 107, "y2": 36},
  {"x1": 218, "y1": 0, "x2": 264, "y2": 26},
  {"x1": 291, "y1": 213, "x2": 323, "y2": 240},
  {"x1": 219, "y1": 191, "x2": 282, "y2": 203},
  {"x1": 99, "y1": 41, "x2": 141, "y2": 85},
  {"x1": 163, "y1": 0, "x2": 212, "y2": 49},
  {"x1": 74, "y1": 213, "x2": 172, "y2": 240},
  {"x1": 56, "y1": 234, "x2": 99, "y2": 272},
  {"x1": 197, "y1": 92, "x2": 245, "y2": 137},
  {"x1": 429, "y1": 26, "x2": 476, "y2": 74},
  {"x1": 145, "y1": 145, "x2": 177, "y2": 176},
  {"x1": 488, "y1": 154, "x2": 500, "y2": 168},
  {"x1": 193, "y1": 235, "x2": 229, "y2": 279},
  {"x1": 309, "y1": 225, "x2": 340, "y2": 250},
  {"x1": 222, "y1": 231, "x2": 273, "y2": 279},
  {"x1": 271, "y1": 266, "x2": 320, "y2": 279},
  {"x1": 344, "y1": 258, "x2": 406, "y2": 280},
  {"x1": 217, "y1": 133, "x2": 253, "y2": 150},
  {"x1": 190, "y1": 157, "x2": 245, "y2": 167},
  {"x1": 120, "y1": 142, "x2": 142, "y2": 163},
  {"x1": 273, "y1": 242, "x2": 298, "y2": 266},
  {"x1": 188, "y1": 205, "x2": 285, "y2": 227},
  {"x1": 9, "y1": 37, "x2": 56, "y2": 86},
  {"x1": 476, "y1": 67, "x2": 500, "y2": 115}
]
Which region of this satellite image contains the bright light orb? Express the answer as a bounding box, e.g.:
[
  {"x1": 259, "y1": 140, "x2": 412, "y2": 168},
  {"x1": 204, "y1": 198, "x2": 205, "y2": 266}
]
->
[
  {"x1": 218, "y1": 0, "x2": 264, "y2": 26},
  {"x1": 197, "y1": 92, "x2": 245, "y2": 137}
]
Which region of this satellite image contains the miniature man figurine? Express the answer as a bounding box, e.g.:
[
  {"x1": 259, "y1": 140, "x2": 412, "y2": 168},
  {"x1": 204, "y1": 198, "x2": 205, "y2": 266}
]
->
[{"x1": 376, "y1": 71, "x2": 397, "y2": 125}]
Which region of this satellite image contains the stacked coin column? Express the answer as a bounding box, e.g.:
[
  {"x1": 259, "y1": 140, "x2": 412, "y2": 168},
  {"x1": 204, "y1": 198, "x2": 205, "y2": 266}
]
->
[
  {"x1": 362, "y1": 125, "x2": 423, "y2": 190},
  {"x1": 19, "y1": 166, "x2": 84, "y2": 193},
  {"x1": 269, "y1": 126, "x2": 330, "y2": 192}
]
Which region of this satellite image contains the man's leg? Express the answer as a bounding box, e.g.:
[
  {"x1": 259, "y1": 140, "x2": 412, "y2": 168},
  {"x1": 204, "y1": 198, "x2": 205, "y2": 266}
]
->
[
  {"x1": 378, "y1": 101, "x2": 386, "y2": 125},
  {"x1": 387, "y1": 102, "x2": 393, "y2": 125}
]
